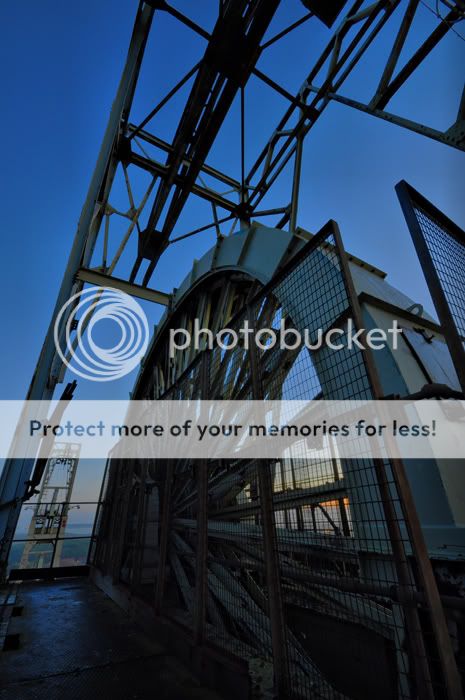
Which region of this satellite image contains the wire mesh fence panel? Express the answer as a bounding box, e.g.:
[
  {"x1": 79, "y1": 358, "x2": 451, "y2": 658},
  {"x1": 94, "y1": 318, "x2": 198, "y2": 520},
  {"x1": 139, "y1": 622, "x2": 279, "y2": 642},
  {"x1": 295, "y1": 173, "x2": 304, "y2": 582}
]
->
[
  {"x1": 93, "y1": 219, "x2": 461, "y2": 699},
  {"x1": 245, "y1": 229, "x2": 402, "y2": 698},
  {"x1": 397, "y1": 180, "x2": 465, "y2": 394}
]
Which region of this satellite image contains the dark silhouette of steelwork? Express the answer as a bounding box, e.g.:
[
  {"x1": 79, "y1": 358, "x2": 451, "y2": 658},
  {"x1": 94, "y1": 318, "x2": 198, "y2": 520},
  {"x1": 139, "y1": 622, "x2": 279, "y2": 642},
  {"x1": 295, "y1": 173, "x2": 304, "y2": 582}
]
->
[{"x1": 94, "y1": 222, "x2": 464, "y2": 699}]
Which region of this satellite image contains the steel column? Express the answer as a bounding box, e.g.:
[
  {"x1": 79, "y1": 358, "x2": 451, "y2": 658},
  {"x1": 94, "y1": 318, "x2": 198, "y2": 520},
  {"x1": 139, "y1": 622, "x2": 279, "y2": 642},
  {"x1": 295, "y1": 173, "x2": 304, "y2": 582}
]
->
[
  {"x1": 0, "y1": 2, "x2": 155, "y2": 577},
  {"x1": 193, "y1": 353, "x2": 210, "y2": 644}
]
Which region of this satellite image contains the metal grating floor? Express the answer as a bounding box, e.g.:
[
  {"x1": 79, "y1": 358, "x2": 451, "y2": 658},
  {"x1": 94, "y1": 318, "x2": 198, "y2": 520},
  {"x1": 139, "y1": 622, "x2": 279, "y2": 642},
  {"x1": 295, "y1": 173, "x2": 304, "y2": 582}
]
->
[{"x1": 0, "y1": 578, "x2": 222, "y2": 700}]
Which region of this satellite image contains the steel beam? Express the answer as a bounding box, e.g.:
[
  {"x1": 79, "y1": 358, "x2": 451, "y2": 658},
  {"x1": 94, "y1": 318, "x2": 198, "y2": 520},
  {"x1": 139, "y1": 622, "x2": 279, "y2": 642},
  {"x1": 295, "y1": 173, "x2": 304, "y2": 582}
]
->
[
  {"x1": 130, "y1": 151, "x2": 238, "y2": 213},
  {"x1": 76, "y1": 268, "x2": 171, "y2": 306},
  {"x1": 333, "y1": 220, "x2": 462, "y2": 700},
  {"x1": 0, "y1": 3, "x2": 155, "y2": 577},
  {"x1": 309, "y1": 87, "x2": 465, "y2": 152},
  {"x1": 372, "y1": 6, "x2": 462, "y2": 110},
  {"x1": 211, "y1": 481, "x2": 348, "y2": 520},
  {"x1": 127, "y1": 125, "x2": 241, "y2": 191},
  {"x1": 134, "y1": 0, "x2": 281, "y2": 286},
  {"x1": 245, "y1": 1, "x2": 401, "y2": 211}
]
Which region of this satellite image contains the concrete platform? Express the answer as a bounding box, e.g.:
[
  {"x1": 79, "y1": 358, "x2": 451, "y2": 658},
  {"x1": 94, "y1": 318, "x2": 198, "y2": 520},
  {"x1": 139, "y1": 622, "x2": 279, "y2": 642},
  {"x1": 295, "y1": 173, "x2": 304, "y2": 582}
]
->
[{"x1": 0, "y1": 578, "x2": 222, "y2": 700}]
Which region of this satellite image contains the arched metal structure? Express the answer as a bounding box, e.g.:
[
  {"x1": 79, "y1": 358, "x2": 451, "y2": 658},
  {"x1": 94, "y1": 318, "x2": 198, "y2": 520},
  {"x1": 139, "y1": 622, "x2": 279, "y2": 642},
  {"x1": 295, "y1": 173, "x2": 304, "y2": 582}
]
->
[{"x1": 93, "y1": 222, "x2": 464, "y2": 699}]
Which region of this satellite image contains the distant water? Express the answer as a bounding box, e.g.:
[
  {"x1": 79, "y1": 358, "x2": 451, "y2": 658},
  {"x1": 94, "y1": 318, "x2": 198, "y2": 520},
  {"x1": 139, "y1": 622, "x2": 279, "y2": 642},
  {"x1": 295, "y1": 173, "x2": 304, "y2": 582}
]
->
[{"x1": 9, "y1": 523, "x2": 94, "y2": 569}]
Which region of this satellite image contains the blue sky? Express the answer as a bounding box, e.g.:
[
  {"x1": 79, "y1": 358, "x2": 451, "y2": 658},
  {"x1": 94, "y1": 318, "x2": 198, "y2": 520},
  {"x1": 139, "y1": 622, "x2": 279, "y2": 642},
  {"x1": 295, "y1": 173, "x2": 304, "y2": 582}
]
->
[{"x1": 0, "y1": 0, "x2": 464, "y2": 409}]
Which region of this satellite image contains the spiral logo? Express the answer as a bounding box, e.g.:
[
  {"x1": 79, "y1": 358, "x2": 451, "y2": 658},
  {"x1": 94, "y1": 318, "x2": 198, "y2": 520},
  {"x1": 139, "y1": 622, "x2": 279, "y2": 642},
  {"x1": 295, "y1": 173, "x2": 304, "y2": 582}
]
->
[{"x1": 54, "y1": 287, "x2": 149, "y2": 382}]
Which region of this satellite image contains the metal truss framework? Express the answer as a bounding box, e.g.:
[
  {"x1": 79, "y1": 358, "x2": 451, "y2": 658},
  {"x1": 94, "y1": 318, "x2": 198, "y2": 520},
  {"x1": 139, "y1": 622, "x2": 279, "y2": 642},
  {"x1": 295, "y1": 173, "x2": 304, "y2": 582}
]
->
[
  {"x1": 21, "y1": 0, "x2": 465, "y2": 399},
  {"x1": 19, "y1": 444, "x2": 80, "y2": 570},
  {"x1": 1, "y1": 0, "x2": 464, "y2": 578}
]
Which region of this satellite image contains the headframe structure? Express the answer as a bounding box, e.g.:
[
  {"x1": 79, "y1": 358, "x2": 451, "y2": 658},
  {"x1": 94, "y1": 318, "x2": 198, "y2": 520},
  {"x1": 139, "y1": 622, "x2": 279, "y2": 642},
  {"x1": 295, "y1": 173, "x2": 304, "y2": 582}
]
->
[{"x1": 0, "y1": 1, "x2": 464, "y2": 694}]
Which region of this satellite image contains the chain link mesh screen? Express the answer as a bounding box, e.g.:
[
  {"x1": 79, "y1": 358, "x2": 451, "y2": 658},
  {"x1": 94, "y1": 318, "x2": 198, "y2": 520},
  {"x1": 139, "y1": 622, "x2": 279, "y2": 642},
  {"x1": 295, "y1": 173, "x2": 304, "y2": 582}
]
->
[{"x1": 94, "y1": 221, "x2": 459, "y2": 699}]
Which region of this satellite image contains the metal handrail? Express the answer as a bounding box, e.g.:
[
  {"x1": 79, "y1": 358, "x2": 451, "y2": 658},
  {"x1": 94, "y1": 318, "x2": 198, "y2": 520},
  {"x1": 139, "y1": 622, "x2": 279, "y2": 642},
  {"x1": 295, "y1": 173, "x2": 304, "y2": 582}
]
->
[{"x1": 9, "y1": 500, "x2": 104, "y2": 572}]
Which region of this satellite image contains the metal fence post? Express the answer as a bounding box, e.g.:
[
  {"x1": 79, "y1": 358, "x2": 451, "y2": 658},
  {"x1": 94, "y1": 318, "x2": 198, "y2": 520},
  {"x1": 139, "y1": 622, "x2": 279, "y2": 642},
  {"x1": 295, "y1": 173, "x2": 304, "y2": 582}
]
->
[
  {"x1": 193, "y1": 352, "x2": 210, "y2": 645},
  {"x1": 247, "y1": 303, "x2": 290, "y2": 697},
  {"x1": 51, "y1": 502, "x2": 65, "y2": 569},
  {"x1": 132, "y1": 460, "x2": 149, "y2": 589},
  {"x1": 154, "y1": 460, "x2": 174, "y2": 615},
  {"x1": 87, "y1": 459, "x2": 109, "y2": 567}
]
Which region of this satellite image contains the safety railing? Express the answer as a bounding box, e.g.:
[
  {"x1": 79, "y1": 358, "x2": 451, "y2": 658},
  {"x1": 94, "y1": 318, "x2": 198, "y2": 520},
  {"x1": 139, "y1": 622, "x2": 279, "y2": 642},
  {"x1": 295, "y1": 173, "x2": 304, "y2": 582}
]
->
[{"x1": 8, "y1": 500, "x2": 103, "y2": 577}]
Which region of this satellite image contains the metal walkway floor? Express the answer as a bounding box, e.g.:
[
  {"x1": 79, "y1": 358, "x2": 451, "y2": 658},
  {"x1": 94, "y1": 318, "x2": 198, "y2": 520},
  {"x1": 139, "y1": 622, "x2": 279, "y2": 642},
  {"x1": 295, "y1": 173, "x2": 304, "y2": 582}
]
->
[{"x1": 0, "y1": 578, "x2": 222, "y2": 700}]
